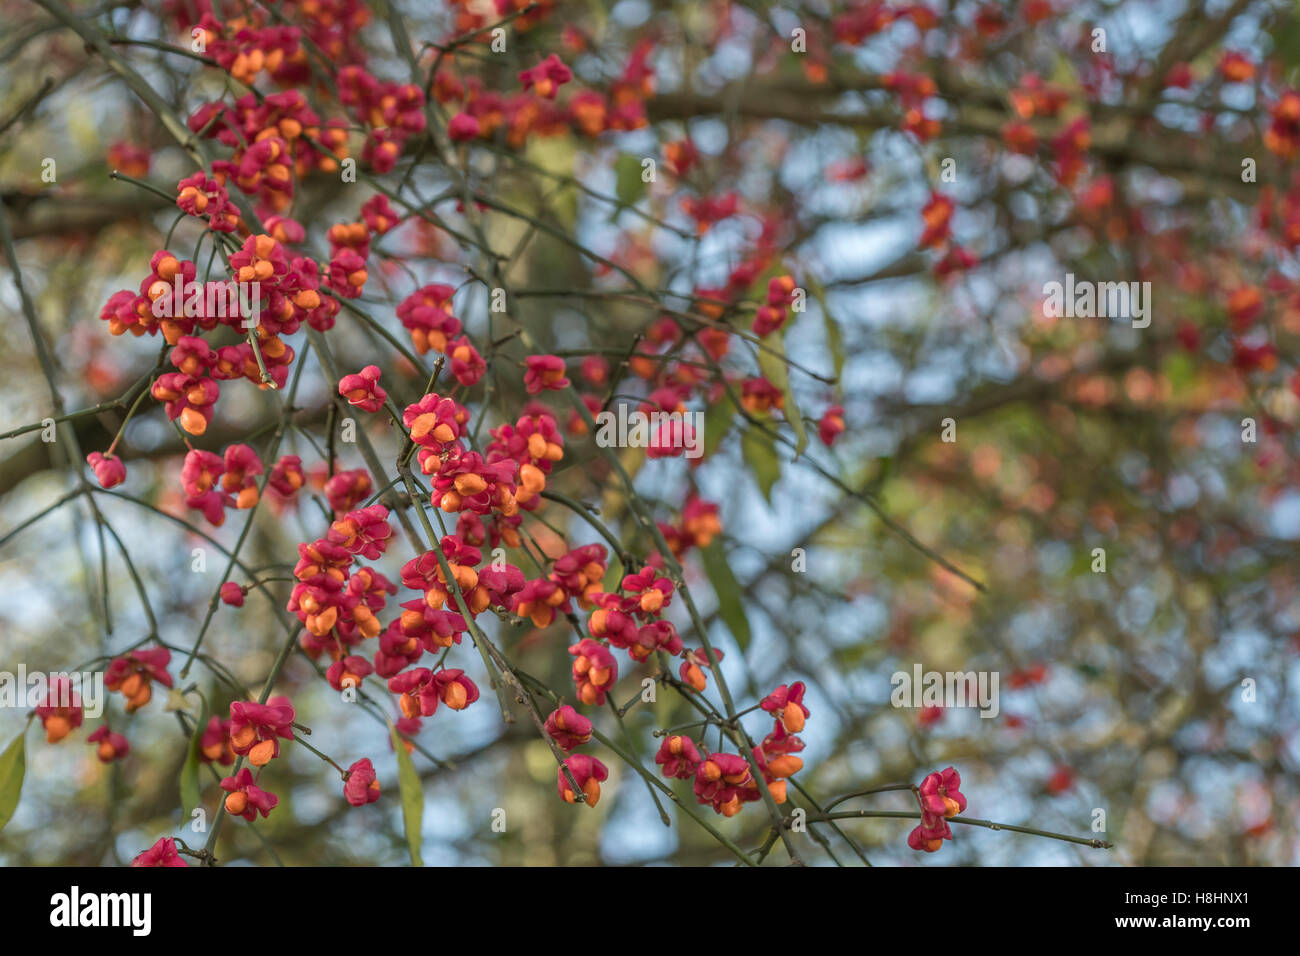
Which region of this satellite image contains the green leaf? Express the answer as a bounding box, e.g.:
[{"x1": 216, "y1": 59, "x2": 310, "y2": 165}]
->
[
  {"x1": 613, "y1": 153, "x2": 647, "y2": 208},
  {"x1": 1162, "y1": 352, "x2": 1195, "y2": 396},
  {"x1": 0, "y1": 728, "x2": 27, "y2": 833},
  {"x1": 619, "y1": 443, "x2": 646, "y2": 481},
  {"x1": 389, "y1": 722, "x2": 424, "y2": 866},
  {"x1": 699, "y1": 539, "x2": 752, "y2": 651},
  {"x1": 1270, "y1": 17, "x2": 1300, "y2": 80},
  {"x1": 821, "y1": 305, "x2": 844, "y2": 383},
  {"x1": 703, "y1": 396, "x2": 734, "y2": 457},
  {"x1": 602, "y1": 557, "x2": 625, "y2": 593},
  {"x1": 179, "y1": 693, "x2": 209, "y2": 819},
  {"x1": 805, "y1": 276, "x2": 844, "y2": 382},
  {"x1": 757, "y1": 338, "x2": 808, "y2": 457},
  {"x1": 741, "y1": 426, "x2": 780, "y2": 502}
]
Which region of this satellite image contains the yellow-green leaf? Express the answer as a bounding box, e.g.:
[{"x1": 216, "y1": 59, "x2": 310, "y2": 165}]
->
[
  {"x1": 613, "y1": 153, "x2": 648, "y2": 208},
  {"x1": 703, "y1": 396, "x2": 733, "y2": 457},
  {"x1": 699, "y1": 539, "x2": 751, "y2": 651},
  {"x1": 741, "y1": 426, "x2": 780, "y2": 502},
  {"x1": 0, "y1": 728, "x2": 27, "y2": 833},
  {"x1": 389, "y1": 722, "x2": 424, "y2": 866},
  {"x1": 757, "y1": 339, "x2": 808, "y2": 457},
  {"x1": 806, "y1": 276, "x2": 844, "y2": 382},
  {"x1": 179, "y1": 693, "x2": 208, "y2": 818}
]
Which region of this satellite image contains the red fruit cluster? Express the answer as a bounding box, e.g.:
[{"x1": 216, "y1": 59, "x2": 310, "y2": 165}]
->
[
  {"x1": 66, "y1": 0, "x2": 863, "y2": 844},
  {"x1": 753, "y1": 275, "x2": 798, "y2": 337},
  {"x1": 104, "y1": 647, "x2": 173, "y2": 713},
  {"x1": 228, "y1": 697, "x2": 296, "y2": 768},
  {"x1": 290, "y1": 508, "x2": 399, "y2": 654},
  {"x1": 180, "y1": 444, "x2": 264, "y2": 525},
  {"x1": 907, "y1": 767, "x2": 968, "y2": 853},
  {"x1": 658, "y1": 496, "x2": 721, "y2": 559},
  {"x1": 34, "y1": 675, "x2": 84, "y2": 744},
  {"x1": 657, "y1": 715, "x2": 806, "y2": 819},
  {"x1": 188, "y1": 89, "x2": 347, "y2": 212},
  {"x1": 442, "y1": 42, "x2": 653, "y2": 147}
]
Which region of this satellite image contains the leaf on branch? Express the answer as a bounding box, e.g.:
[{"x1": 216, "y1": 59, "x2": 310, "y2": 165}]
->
[
  {"x1": 699, "y1": 539, "x2": 752, "y2": 652},
  {"x1": 389, "y1": 722, "x2": 424, "y2": 867},
  {"x1": 620, "y1": 443, "x2": 646, "y2": 481},
  {"x1": 703, "y1": 397, "x2": 733, "y2": 457},
  {"x1": 179, "y1": 694, "x2": 209, "y2": 819},
  {"x1": 805, "y1": 276, "x2": 845, "y2": 382},
  {"x1": 741, "y1": 425, "x2": 781, "y2": 502},
  {"x1": 613, "y1": 153, "x2": 648, "y2": 208},
  {"x1": 0, "y1": 729, "x2": 27, "y2": 833},
  {"x1": 757, "y1": 336, "x2": 808, "y2": 457}
]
